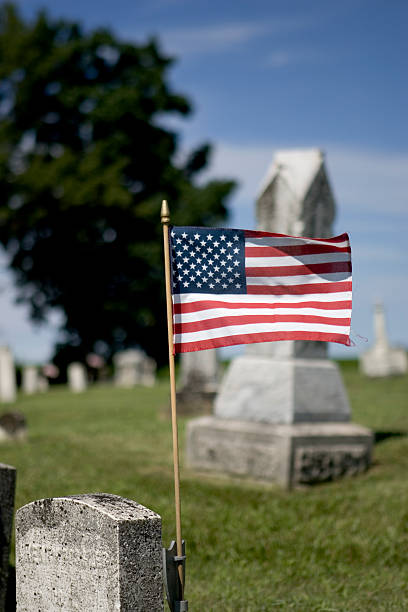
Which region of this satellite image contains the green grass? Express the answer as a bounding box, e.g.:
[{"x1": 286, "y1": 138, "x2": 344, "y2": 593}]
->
[{"x1": 1, "y1": 361, "x2": 408, "y2": 611}]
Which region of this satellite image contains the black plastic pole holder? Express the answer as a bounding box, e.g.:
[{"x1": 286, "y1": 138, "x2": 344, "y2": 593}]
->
[{"x1": 163, "y1": 540, "x2": 188, "y2": 612}]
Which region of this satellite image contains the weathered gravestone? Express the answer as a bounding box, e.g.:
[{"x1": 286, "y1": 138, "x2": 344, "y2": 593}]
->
[
  {"x1": 360, "y1": 303, "x2": 407, "y2": 377},
  {"x1": 114, "y1": 349, "x2": 156, "y2": 388},
  {"x1": 177, "y1": 349, "x2": 220, "y2": 415},
  {"x1": 139, "y1": 354, "x2": 157, "y2": 387},
  {"x1": 0, "y1": 347, "x2": 16, "y2": 404},
  {"x1": 0, "y1": 463, "x2": 16, "y2": 611},
  {"x1": 16, "y1": 493, "x2": 163, "y2": 611},
  {"x1": 37, "y1": 375, "x2": 49, "y2": 392},
  {"x1": 22, "y1": 366, "x2": 39, "y2": 395},
  {"x1": 187, "y1": 149, "x2": 373, "y2": 487},
  {"x1": 67, "y1": 362, "x2": 87, "y2": 393},
  {"x1": 0, "y1": 411, "x2": 27, "y2": 442}
]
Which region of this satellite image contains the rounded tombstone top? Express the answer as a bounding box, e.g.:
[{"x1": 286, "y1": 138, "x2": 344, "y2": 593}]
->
[
  {"x1": 63, "y1": 493, "x2": 161, "y2": 522},
  {"x1": 16, "y1": 493, "x2": 161, "y2": 533}
]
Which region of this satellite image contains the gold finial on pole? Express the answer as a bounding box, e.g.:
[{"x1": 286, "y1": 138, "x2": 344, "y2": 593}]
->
[{"x1": 161, "y1": 199, "x2": 170, "y2": 224}]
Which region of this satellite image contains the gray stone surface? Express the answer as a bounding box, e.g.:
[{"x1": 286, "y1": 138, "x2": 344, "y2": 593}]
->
[
  {"x1": 214, "y1": 356, "x2": 350, "y2": 424},
  {"x1": 0, "y1": 347, "x2": 16, "y2": 404},
  {"x1": 67, "y1": 362, "x2": 87, "y2": 393},
  {"x1": 253, "y1": 148, "x2": 335, "y2": 360},
  {"x1": 179, "y1": 349, "x2": 219, "y2": 393},
  {"x1": 257, "y1": 149, "x2": 335, "y2": 237},
  {"x1": 22, "y1": 366, "x2": 39, "y2": 395},
  {"x1": 37, "y1": 375, "x2": 49, "y2": 392},
  {"x1": 16, "y1": 493, "x2": 163, "y2": 611},
  {"x1": 114, "y1": 349, "x2": 157, "y2": 388},
  {"x1": 139, "y1": 355, "x2": 157, "y2": 387},
  {"x1": 187, "y1": 417, "x2": 373, "y2": 488},
  {"x1": 0, "y1": 463, "x2": 16, "y2": 610},
  {"x1": 360, "y1": 303, "x2": 407, "y2": 377}
]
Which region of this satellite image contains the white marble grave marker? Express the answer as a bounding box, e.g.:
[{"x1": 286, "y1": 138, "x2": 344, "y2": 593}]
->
[
  {"x1": 22, "y1": 366, "x2": 39, "y2": 394},
  {"x1": 0, "y1": 347, "x2": 16, "y2": 403},
  {"x1": 67, "y1": 362, "x2": 87, "y2": 393}
]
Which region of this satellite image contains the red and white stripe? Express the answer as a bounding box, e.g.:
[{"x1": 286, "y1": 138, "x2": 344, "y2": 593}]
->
[{"x1": 172, "y1": 230, "x2": 352, "y2": 353}]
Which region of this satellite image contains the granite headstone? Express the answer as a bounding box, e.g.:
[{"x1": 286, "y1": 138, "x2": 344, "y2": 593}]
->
[{"x1": 16, "y1": 493, "x2": 163, "y2": 611}]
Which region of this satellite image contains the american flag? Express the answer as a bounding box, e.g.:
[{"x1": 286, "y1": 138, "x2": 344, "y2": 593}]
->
[{"x1": 170, "y1": 226, "x2": 352, "y2": 353}]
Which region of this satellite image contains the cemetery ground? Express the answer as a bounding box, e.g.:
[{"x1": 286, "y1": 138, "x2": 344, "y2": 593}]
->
[{"x1": 1, "y1": 361, "x2": 408, "y2": 611}]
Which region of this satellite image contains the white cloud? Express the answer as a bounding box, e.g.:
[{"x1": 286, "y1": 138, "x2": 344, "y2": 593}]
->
[
  {"x1": 267, "y1": 51, "x2": 292, "y2": 68},
  {"x1": 157, "y1": 23, "x2": 264, "y2": 56},
  {"x1": 149, "y1": 17, "x2": 312, "y2": 56},
  {"x1": 198, "y1": 142, "x2": 272, "y2": 225},
  {"x1": 266, "y1": 48, "x2": 323, "y2": 69}
]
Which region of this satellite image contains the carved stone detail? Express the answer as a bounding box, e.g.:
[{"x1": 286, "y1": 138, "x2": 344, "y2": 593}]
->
[{"x1": 294, "y1": 445, "x2": 370, "y2": 484}]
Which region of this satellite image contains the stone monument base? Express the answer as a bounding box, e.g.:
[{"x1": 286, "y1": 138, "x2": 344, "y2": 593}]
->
[
  {"x1": 186, "y1": 417, "x2": 373, "y2": 488},
  {"x1": 360, "y1": 347, "x2": 407, "y2": 377}
]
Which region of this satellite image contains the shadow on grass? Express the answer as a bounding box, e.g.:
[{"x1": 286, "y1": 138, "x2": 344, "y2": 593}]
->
[{"x1": 374, "y1": 430, "x2": 407, "y2": 444}]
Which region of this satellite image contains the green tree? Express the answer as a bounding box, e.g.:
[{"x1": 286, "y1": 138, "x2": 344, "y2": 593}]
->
[{"x1": 0, "y1": 4, "x2": 235, "y2": 369}]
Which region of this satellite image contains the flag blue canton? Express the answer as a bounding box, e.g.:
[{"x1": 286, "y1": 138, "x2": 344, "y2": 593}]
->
[{"x1": 170, "y1": 227, "x2": 247, "y2": 294}]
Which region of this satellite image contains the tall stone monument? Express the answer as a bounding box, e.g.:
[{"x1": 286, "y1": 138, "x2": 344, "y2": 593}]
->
[
  {"x1": 177, "y1": 349, "x2": 220, "y2": 415},
  {"x1": 0, "y1": 347, "x2": 16, "y2": 404},
  {"x1": 360, "y1": 303, "x2": 407, "y2": 377},
  {"x1": 187, "y1": 149, "x2": 373, "y2": 487},
  {"x1": 16, "y1": 494, "x2": 163, "y2": 611}
]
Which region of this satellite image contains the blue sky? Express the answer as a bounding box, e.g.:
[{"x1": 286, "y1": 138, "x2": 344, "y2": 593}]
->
[{"x1": 0, "y1": 0, "x2": 407, "y2": 362}]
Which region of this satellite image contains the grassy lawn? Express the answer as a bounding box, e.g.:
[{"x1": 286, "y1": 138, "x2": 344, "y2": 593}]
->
[{"x1": 1, "y1": 361, "x2": 408, "y2": 611}]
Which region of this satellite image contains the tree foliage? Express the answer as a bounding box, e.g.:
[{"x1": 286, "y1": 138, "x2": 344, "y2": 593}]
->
[{"x1": 0, "y1": 4, "x2": 235, "y2": 368}]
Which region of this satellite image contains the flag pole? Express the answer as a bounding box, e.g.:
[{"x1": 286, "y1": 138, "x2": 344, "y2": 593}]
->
[{"x1": 161, "y1": 199, "x2": 185, "y2": 602}]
